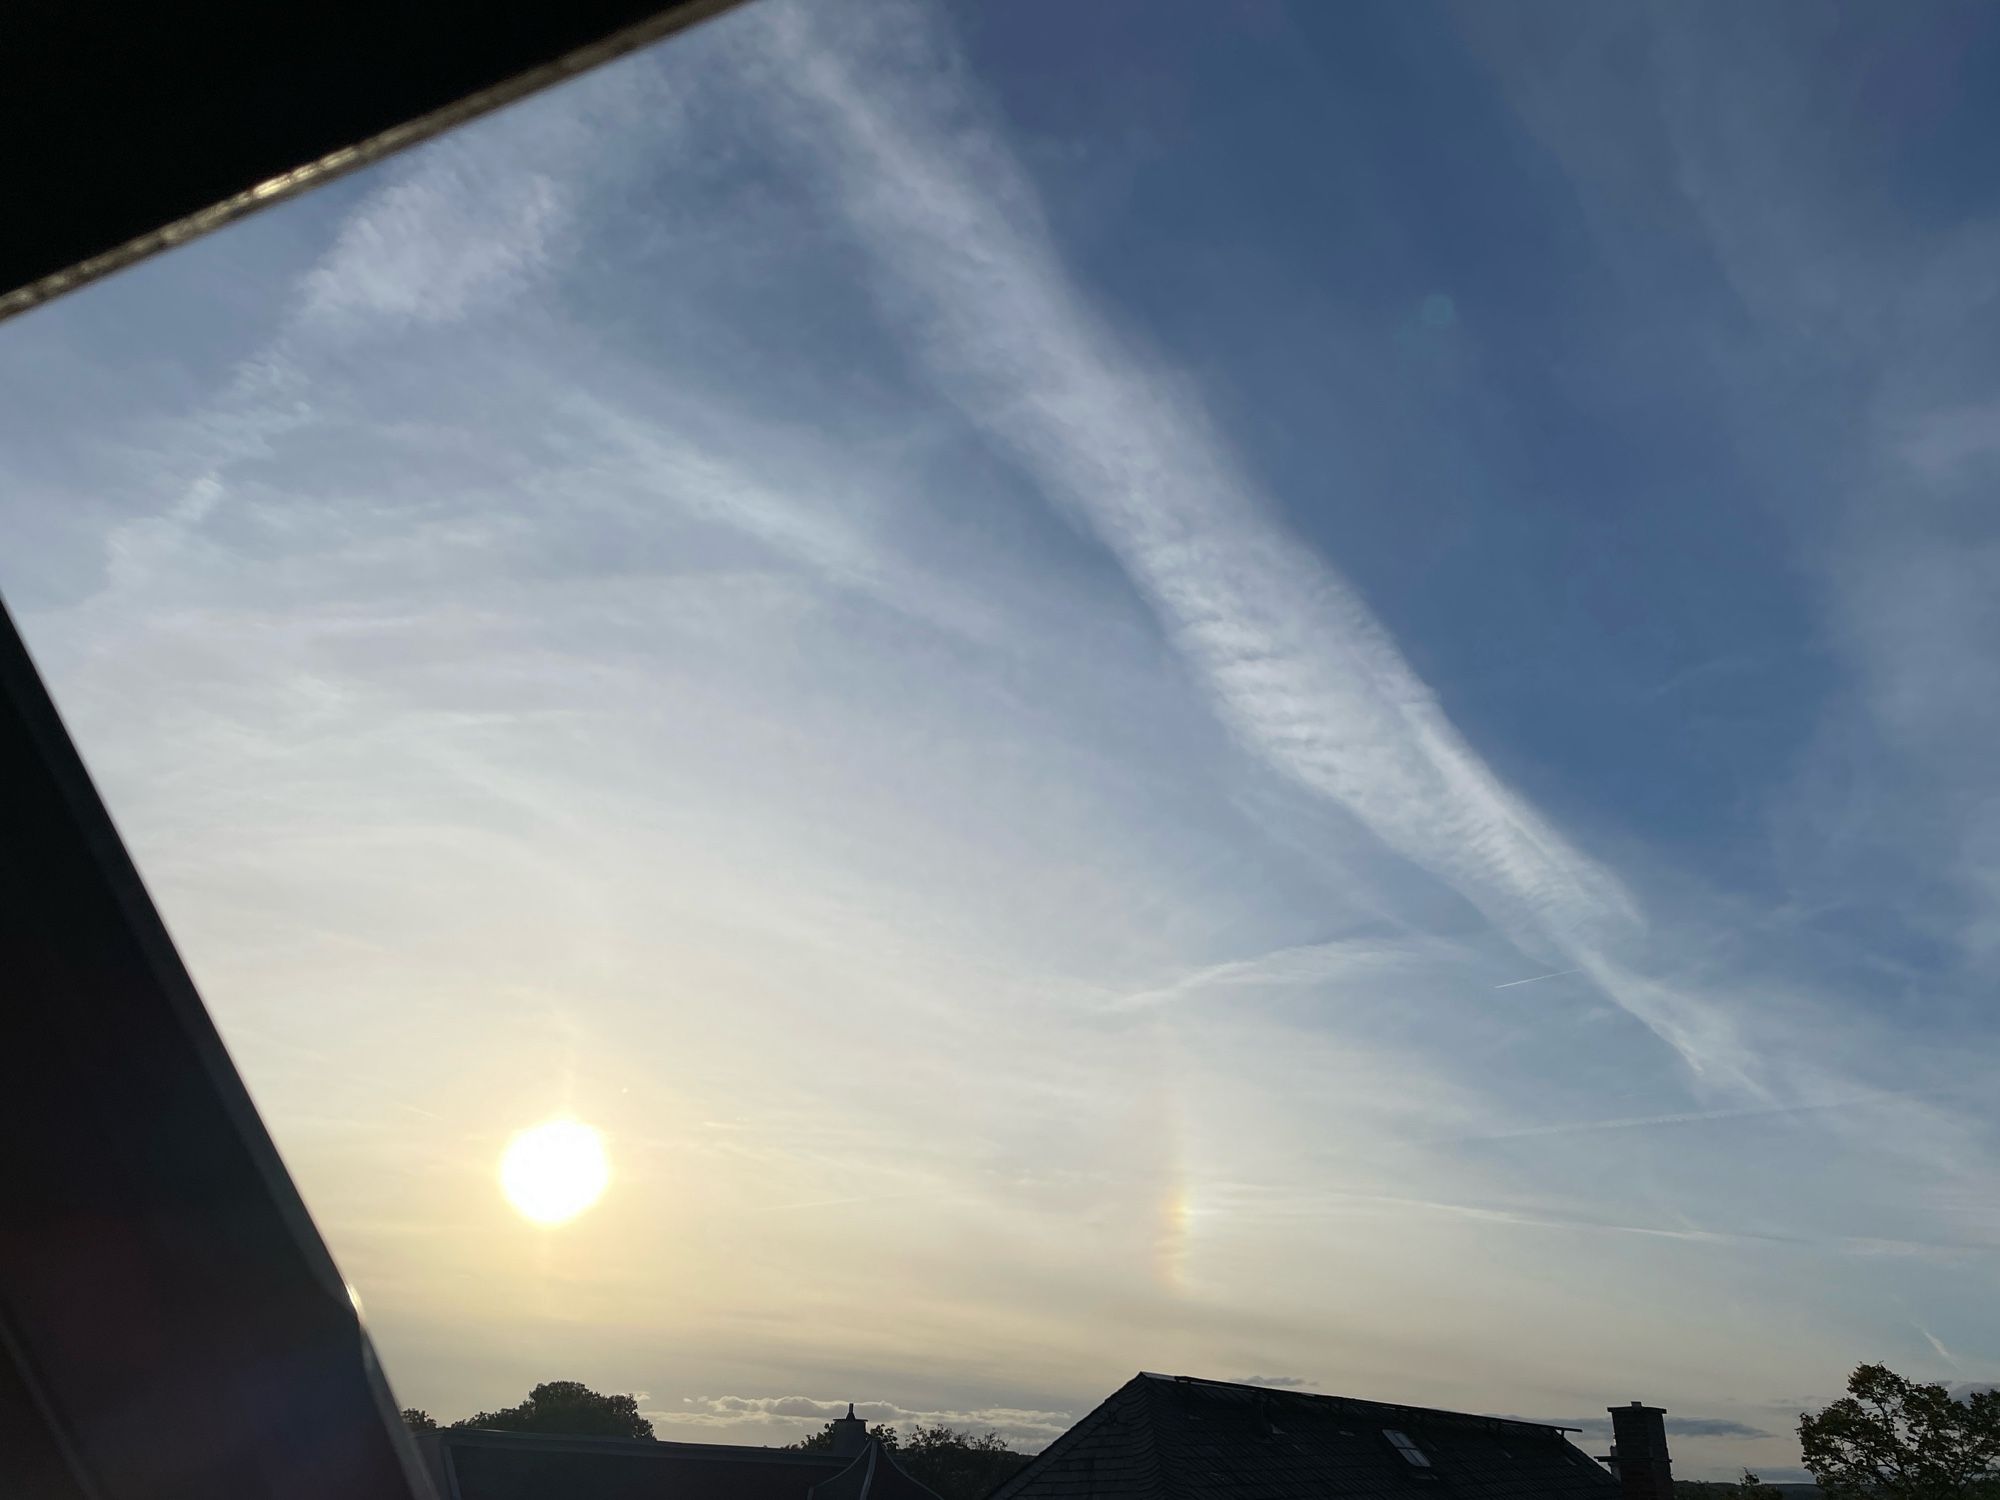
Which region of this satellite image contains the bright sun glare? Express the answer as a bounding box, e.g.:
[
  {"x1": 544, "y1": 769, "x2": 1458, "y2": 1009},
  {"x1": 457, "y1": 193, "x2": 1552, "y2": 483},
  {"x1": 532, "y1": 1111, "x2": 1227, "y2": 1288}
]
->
[{"x1": 499, "y1": 1119, "x2": 610, "y2": 1227}]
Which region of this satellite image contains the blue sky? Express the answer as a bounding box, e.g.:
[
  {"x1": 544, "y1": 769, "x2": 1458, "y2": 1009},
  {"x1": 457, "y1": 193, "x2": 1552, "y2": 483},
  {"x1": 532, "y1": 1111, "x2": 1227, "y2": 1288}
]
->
[{"x1": 5, "y1": 0, "x2": 2000, "y2": 1479}]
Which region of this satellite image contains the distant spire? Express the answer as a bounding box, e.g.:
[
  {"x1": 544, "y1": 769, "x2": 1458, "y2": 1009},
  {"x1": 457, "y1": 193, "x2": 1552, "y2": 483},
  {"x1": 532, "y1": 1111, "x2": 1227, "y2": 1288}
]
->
[{"x1": 831, "y1": 1401, "x2": 869, "y2": 1457}]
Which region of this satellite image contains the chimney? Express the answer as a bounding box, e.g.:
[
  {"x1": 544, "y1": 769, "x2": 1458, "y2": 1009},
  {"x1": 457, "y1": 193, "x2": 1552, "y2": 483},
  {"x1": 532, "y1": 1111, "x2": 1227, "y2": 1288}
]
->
[
  {"x1": 830, "y1": 1403, "x2": 869, "y2": 1458},
  {"x1": 1607, "y1": 1403, "x2": 1672, "y2": 1500}
]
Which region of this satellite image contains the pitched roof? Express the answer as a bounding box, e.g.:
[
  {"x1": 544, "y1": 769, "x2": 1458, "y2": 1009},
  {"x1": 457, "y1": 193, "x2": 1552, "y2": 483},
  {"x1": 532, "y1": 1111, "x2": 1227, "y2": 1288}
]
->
[
  {"x1": 989, "y1": 1375, "x2": 1618, "y2": 1500},
  {"x1": 812, "y1": 1439, "x2": 946, "y2": 1500},
  {"x1": 430, "y1": 1428, "x2": 942, "y2": 1500}
]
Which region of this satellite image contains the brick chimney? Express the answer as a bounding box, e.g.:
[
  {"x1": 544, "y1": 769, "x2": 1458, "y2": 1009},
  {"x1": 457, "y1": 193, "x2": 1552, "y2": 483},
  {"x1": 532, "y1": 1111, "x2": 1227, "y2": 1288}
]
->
[
  {"x1": 1607, "y1": 1403, "x2": 1672, "y2": 1500},
  {"x1": 830, "y1": 1403, "x2": 869, "y2": 1458}
]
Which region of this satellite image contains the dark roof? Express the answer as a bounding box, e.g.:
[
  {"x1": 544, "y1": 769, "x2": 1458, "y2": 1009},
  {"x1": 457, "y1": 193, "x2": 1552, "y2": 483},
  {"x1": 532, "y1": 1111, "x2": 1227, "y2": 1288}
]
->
[
  {"x1": 813, "y1": 1440, "x2": 946, "y2": 1500},
  {"x1": 433, "y1": 1430, "x2": 847, "y2": 1500},
  {"x1": 989, "y1": 1375, "x2": 1618, "y2": 1500},
  {"x1": 432, "y1": 1429, "x2": 941, "y2": 1500}
]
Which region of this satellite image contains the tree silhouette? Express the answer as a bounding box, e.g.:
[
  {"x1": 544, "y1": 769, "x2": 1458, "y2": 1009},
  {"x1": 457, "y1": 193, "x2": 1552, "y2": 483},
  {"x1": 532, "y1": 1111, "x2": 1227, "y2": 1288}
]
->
[
  {"x1": 456, "y1": 1380, "x2": 655, "y2": 1439},
  {"x1": 898, "y1": 1423, "x2": 1031, "y2": 1500},
  {"x1": 401, "y1": 1408, "x2": 438, "y2": 1433},
  {"x1": 792, "y1": 1419, "x2": 900, "y2": 1452},
  {"x1": 1800, "y1": 1364, "x2": 2000, "y2": 1500}
]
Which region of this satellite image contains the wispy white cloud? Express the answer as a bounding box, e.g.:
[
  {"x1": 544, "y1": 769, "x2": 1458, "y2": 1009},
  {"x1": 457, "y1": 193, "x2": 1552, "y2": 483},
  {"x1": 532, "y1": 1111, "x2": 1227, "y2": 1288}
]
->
[
  {"x1": 13, "y1": 0, "x2": 2000, "y2": 1482},
  {"x1": 1102, "y1": 935, "x2": 1455, "y2": 1014},
  {"x1": 1445, "y1": 1090, "x2": 1938, "y2": 1146},
  {"x1": 1215, "y1": 1179, "x2": 1999, "y2": 1265},
  {"x1": 1468, "y1": 0, "x2": 2000, "y2": 994},
  {"x1": 296, "y1": 61, "x2": 673, "y2": 338},
  {"x1": 297, "y1": 150, "x2": 569, "y2": 333},
  {"x1": 732, "y1": 0, "x2": 1791, "y2": 1090},
  {"x1": 1899, "y1": 398, "x2": 2000, "y2": 482}
]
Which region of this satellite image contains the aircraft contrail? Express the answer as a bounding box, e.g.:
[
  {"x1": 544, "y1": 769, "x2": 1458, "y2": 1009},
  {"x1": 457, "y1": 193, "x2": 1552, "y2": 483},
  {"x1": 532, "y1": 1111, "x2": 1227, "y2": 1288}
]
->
[{"x1": 1492, "y1": 968, "x2": 1579, "y2": 990}]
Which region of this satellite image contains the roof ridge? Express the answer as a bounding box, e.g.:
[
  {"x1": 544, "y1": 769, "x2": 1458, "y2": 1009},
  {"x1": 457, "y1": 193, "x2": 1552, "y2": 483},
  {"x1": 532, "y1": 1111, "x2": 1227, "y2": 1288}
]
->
[
  {"x1": 810, "y1": 1434, "x2": 950, "y2": 1500},
  {"x1": 440, "y1": 1429, "x2": 854, "y2": 1461},
  {"x1": 808, "y1": 1437, "x2": 877, "y2": 1500},
  {"x1": 962, "y1": 1375, "x2": 1615, "y2": 1500},
  {"x1": 874, "y1": 1435, "x2": 946, "y2": 1500},
  {"x1": 1136, "y1": 1374, "x2": 1577, "y2": 1435}
]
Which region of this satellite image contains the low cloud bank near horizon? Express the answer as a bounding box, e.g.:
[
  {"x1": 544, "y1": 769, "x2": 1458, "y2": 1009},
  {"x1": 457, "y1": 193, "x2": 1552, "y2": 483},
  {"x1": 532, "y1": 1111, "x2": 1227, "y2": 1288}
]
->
[{"x1": 669, "y1": 1395, "x2": 1075, "y2": 1449}]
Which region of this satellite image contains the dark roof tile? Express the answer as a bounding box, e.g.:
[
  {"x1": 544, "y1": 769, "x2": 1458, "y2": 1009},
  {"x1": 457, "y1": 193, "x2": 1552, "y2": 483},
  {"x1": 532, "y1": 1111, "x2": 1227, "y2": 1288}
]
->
[
  {"x1": 811, "y1": 1438, "x2": 946, "y2": 1500},
  {"x1": 990, "y1": 1376, "x2": 1617, "y2": 1500}
]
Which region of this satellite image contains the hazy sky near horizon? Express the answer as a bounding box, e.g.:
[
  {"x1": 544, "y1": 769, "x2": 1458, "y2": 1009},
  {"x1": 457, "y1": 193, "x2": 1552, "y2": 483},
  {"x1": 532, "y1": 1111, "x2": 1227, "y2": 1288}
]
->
[{"x1": 6, "y1": 0, "x2": 2000, "y2": 1480}]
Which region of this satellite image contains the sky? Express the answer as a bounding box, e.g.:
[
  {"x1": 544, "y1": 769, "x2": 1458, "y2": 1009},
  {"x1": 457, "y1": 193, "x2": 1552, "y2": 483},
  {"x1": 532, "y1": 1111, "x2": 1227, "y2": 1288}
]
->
[{"x1": 5, "y1": 0, "x2": 2000, "y2": 1481}]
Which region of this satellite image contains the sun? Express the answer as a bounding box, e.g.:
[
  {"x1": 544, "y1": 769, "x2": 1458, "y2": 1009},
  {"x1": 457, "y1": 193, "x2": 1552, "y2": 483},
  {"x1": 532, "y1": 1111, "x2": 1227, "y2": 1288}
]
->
[{"x1": 499, "y1": 1119, "x2": 610, "y2": 1226}]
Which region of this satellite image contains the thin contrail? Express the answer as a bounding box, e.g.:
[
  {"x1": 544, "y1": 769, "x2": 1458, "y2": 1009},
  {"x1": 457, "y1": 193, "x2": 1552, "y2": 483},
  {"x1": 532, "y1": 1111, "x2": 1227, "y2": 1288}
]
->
[
  {"x1": 1918, "y1": 1325, "x2": 1959, "y2": 1368},
  {"x1": 1492, "y1": 968, "x2": 1579, "y2": 990},
  {"x1": 1446, "y1": 1087, "x2": 1947, "y2": 1146}
]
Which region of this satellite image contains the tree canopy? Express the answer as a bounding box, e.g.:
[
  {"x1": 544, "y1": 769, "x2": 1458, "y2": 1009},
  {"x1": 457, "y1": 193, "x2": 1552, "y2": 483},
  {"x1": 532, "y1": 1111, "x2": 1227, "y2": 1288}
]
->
[
  {"x1": 1800, "y1": 1364, "x2": 2000, "y2": 1500},
  {"x1": 405, "y1": 1389, "x2": 1027, "y2": 1497},
  {"x1": 788, "y1": 1419, "x2": 1030, "y2": 1500},
  {"x1": 450, "y1": 1380, "x2": 655, "y2": 1439},
  {"x1": 790, "y1": 1418, "x2": 899, "y2": 1452}
]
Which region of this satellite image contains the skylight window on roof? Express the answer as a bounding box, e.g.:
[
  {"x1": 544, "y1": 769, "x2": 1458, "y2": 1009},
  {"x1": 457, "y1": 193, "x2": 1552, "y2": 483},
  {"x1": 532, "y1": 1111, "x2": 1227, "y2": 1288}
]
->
[{"x1": 1383, "y1": 1430, "x2": 1431, "y2": 1468}]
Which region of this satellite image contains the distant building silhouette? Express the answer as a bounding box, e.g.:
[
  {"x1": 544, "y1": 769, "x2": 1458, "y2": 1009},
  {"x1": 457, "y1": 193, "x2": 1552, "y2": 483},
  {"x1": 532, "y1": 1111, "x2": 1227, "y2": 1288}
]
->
[
  {"x1": 828, "y1": 1403, "x2": 871, "y2": 1458},
  {"x1": 994, "y1": 1374, "x2": 1636, "y2": 1500},
  {"x1": 419, "y1": 1377, "x2": 1673, "y2": 1500},
  {"x1": 419, "y1": 1413, "x2": 939, "y2": 1500},
  {"x1": 1601, "y1": 1402, "x2": 1675, "y2": 1500}
]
